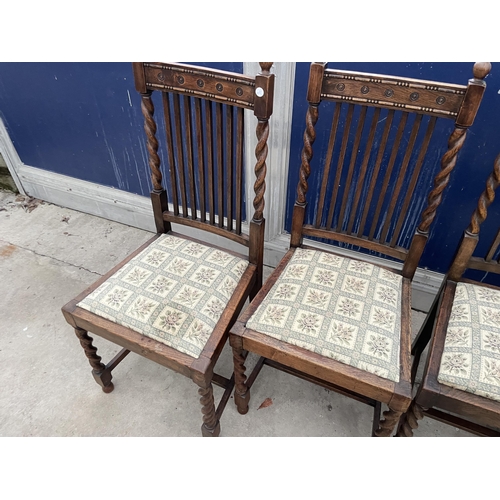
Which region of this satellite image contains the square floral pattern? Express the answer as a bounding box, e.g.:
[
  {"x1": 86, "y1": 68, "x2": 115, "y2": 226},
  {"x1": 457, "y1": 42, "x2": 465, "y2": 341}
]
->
[
  {"x1": 77, "y1": 234, "x2": 248, "y2": 358},
  {"x1": 438, "y1": 282, "x2": 500, "y2": 403},
  {"x1": 246, "y1": 248, "x2": 402, "y2": 382}
]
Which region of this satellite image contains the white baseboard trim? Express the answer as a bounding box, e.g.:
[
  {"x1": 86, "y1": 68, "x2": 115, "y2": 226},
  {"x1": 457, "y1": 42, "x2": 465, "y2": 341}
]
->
[
  {"x1": 0, "y1": 119, "x2": 26, "y2": 195},
  {"x1": 16, "y1": 163, "x2": 442, "y2": 311},
  {"x1": 17, "y1": 164, "x2": 157, "y2": 232}
]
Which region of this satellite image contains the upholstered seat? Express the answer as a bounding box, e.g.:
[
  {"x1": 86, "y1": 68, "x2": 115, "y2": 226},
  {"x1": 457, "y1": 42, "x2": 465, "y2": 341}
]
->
[
  {"x1": 437, "y1": 282, "x2": 500, "y2": 403},
  {"x1": 78, "y1": 234, "x2": 248, "y2": 359},
  {"x1": 246, "y1": 248, "x2": 402, "y2": 382}
]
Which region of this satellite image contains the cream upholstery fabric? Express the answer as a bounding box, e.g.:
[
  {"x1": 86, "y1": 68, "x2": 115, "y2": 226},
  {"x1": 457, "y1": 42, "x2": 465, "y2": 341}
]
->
[
  {"x1": 246, "y1": 248, "x2": 402, "y2": 382},
  {"x1": 77, "y1": 234, "x2": 248, "y2": 358},
  {"x1": 438, "y1": 282, "x2": 500, "y2": 403}
]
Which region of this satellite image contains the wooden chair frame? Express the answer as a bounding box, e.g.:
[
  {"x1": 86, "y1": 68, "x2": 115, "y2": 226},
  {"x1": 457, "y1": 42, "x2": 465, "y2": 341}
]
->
[
  {"x1": 61, "y1": 62, "x2": 274, "y2": 436},
  {"x1": 398, "y1": 153, "x2": 500, "y2": 437},
  {"x1": 229, "y1": 61, "x2": 491, "y2": 436}
]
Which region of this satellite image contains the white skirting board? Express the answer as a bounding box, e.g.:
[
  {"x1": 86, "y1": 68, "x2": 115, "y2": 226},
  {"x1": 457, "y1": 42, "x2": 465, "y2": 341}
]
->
[{"x1": 14, "y1": 163, "x2": 442, "y2": 312}]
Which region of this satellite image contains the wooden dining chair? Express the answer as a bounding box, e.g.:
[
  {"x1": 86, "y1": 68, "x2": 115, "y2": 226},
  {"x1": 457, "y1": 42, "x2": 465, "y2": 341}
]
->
[
  {"x1": 229, "y1": 61, "x2": 491, "y2": 436},
  {"x1": 61, "y1": 62, "x2": 275, "y2": 437},
  {"x1": 397, "y1": 153, "x2": 500, "y2": 437}
]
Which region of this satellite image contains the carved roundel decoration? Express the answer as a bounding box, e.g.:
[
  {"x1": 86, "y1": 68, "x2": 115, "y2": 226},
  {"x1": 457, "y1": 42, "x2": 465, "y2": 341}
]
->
[
  {"x1": 436, "y1": 96, "x2": 446, "y2": 105},
  {"x1": 361, "y1": 85, "x2": 370, "y2": 94},
  {"x1": 177, "y1": 76, "x2": 185, "y2": 85},
  {"x1": 236, "y1": 87, "x2": 243, "y2": 96},
  {"x1": 197, "y1": 79, "x2": 205, "y2": 88},
  {"x1": 216, "y1": 83, "x2": 223, "y2": 92},
  {"x1": 384, "y1": 89, "x2": 394, "y2": 98},
  {"x1": 157, "y1": 72, "x2": 165, "y2": 82},
  {"x1": 336, "y1": 83, "x2": 345, "y2": 91},
  {"x1": 410, "y1": 92, "x2": 419, "y2": 101}
]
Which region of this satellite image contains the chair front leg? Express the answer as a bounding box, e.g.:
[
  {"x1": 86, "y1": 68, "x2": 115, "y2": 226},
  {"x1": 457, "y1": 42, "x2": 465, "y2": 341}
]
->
[
  {"x1": 396, "y1": 400, "x2": 426, "y2": 437},
  {"x1": 74, "y1": 327, "x2": 114, "y2": 393},
  {"x1": 374, "y1": 407, "x2": 403, "y2": 437},
  {"x1": 232, "y1": 345, "x2": 250, "y2": 415},
  {"x1": 198, "y1": 382, "x2": 221, "y2": 437}
]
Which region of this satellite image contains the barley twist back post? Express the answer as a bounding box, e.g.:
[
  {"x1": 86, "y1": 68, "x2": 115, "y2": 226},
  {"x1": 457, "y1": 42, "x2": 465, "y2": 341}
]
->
[
  {"x1": 248, "y1": 63, "x2": 274, "y2": 285},
  {"x1": 468, "y1": 153, "x2": 500, "y2": 235},
  {"x1": 448, "y1": 153, "x2": 500, "y2": 281},
  {"x1": 290, "y1": 62, "x2": 325, "y2": 247}
]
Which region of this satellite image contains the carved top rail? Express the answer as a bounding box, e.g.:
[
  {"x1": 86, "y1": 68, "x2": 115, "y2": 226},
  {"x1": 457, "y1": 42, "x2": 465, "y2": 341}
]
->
[
  {"x1": 142, "y1": 62, "x2": 257, "y2": 109},
  {"x1": 321, "y1": 69, "x2": 467, "y2": 118}
]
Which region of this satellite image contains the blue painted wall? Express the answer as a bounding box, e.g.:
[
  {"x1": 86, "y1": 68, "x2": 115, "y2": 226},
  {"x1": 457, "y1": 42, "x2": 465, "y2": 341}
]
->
[
  {"x1": 286, "y1": 63, "x2": 500, "y2": 277},
  {"x1": 0, "y1": 62, "x2": 243, "y2": 196},
  {"x1": 0, "y1": 62, "x2": 499, "y2": 279}
]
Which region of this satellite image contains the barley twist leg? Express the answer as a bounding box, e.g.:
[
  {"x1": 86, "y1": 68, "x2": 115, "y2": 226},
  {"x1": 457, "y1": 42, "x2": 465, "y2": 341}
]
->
[
  {"x1": 233, "y1": 347, "x2": 250, "y2": 415},
  {"x1": 396, "y1": 402, "x2": 426, "y2": 437},
  {"x1": 374, "y1": 407, "x2": 403, "y2": 437},
  {"x1": 74, "y1": 327, "x2": 114, "y2": 393},
  {"x1": 199, "y1": 383, "x2": 220, "y2": 437}
]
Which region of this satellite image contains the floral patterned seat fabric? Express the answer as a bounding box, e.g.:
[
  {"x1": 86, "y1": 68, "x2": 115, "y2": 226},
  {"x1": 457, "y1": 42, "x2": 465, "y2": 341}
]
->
[
  {"x1": 246, "y1": 248, "x2": 403, "y2": 382},
  {"x1": 437, "y1": 282, "x2": 500, "y2": 402},
  {"x1": 77, "y1": 234, "x2": 248, "y2": 359}
]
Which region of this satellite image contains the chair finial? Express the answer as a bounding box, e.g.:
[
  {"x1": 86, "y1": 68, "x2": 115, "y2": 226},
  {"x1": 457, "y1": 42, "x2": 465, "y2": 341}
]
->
[
  {"x1": 473, "y1": 62, "x2": 491, "y2": 80},
  {"x1": 259, "y1": 62, "x2": 273, "y2": 75}
]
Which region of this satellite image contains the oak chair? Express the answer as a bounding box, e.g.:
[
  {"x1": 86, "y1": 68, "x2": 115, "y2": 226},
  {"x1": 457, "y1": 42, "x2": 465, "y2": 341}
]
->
[
  {"x1": 230, "y1": 61, "x2": 491, "y2": 436},
  {"x1": 61, "y1": 62, "x2": 274, "y2": 437},
  {"x1": 397, "y1": 153, "x2": 500, "y2": 437}
]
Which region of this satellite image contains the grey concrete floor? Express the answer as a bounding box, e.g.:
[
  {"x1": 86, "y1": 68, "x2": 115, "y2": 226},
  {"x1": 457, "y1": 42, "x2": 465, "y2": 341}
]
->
[{"x1": 0, "y1": 190, "x2": 472, "y2": 437}]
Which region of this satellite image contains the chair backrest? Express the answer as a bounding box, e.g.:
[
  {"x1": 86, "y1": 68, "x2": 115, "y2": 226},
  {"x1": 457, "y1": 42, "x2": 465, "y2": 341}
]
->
[
  {"x1": 448, "y1": 153, "x2": 500, "y2": 282},
  {"x1": 132, "y1": 62, "x2": 274, "y2": 266},
  {"x1": 290, "y1": 62, "x2": 491, "y2": 280}
]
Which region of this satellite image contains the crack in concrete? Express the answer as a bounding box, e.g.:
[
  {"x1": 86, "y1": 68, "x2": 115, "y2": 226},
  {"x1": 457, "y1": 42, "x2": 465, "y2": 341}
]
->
[{"x1": 0, "y1": 238, "x2": 103, "y2": 276}]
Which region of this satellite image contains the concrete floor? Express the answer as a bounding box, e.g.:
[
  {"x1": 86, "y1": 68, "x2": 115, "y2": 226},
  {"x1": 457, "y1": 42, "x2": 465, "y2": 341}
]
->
[{"x1": 0, "y1": 190, "x2": 472, "y2": 437}]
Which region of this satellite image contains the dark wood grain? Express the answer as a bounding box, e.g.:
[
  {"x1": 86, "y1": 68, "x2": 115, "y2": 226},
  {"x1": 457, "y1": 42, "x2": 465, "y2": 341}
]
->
[
  {"x1": 226, "y1": 105, "x2": 233, "y2": 231},
  {"x1": 336, "y1": 105, "x2": 367, "y2": 231},
  {"x1": 162, "y1": 93, "x2": 179, "y2": 215},
  {"x1": 321, "y1": 69, "x2": 467, "y2": 118},
  {"x1": 368, "y1": 112, "x2": 408, "y2": 241},
  {"x1": 235, "y1": 107, "x2": 244, "y2": 235},
  {"x1": 347, "y1": 106, "x2": 380, "y2": 234},
  {"x1": 183, "y1": 95, "x2": 197, "y2": 220},
  {"x1": 173, "y1": 93, "x2": 188, "y2": 216},
  {"x1": 144, "y1": 62, "x2": 257, "y2": 110},
  {"x1": 205, "y1": 100, "x2": 215, "y2": 225},
  {"x1": 357, "y1": 109, "x2": 394, "y2": 238},
  {"x1": 216, "y1": 102, "x2": 224, "y2": 228},
  {"x1": 315, "y1": 102, "x2": 341, "y2": 228},
  {"x1": 390, "y1": 116, "x2": 437, "y2": 247},
  {"x1": 379, "y1": 113, "x2": 422, "y2": 244},
  {"x1": 194, "y1": 97, "x2": 206, "y2": 222},
  {"x1": 326, "y1": 103, "x2": 354, "y2": 229}
]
